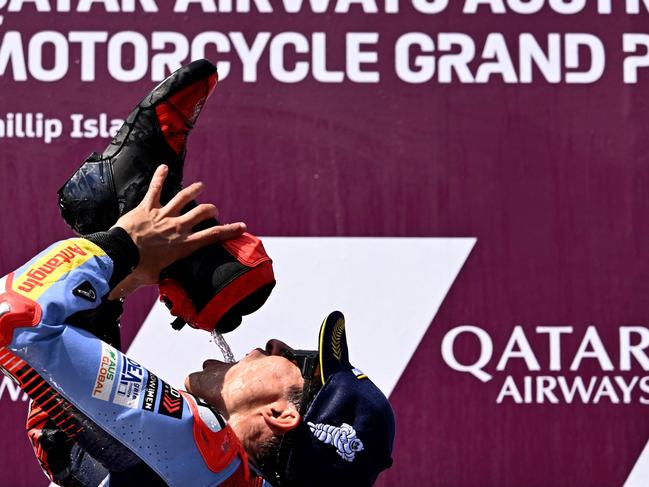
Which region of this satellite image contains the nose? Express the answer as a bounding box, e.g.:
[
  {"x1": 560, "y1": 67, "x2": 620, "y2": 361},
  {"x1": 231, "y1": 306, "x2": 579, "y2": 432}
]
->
[{"x1": 266, "y1": 339, "x2": 294, "y2": 356}]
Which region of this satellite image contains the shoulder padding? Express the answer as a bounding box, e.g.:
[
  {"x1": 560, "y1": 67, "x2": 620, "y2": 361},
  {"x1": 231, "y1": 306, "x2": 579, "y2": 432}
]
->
[{"x1": 0, "y1": 273, "x2": 42, "y2": 347}]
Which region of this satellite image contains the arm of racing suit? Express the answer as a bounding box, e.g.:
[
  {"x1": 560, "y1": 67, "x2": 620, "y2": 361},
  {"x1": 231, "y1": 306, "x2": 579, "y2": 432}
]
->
[
  {"x1": 26, "y1": 297, "x2": 167, "y2": 487},
  {"x1": 0, "y1": 230, "x2": 265, "y2": 487}
]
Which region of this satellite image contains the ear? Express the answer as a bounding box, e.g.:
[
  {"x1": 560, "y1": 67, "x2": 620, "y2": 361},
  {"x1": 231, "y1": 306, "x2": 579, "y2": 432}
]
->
[{"x1": 261, "y1": 401, "x2": 301, "y2": 433}]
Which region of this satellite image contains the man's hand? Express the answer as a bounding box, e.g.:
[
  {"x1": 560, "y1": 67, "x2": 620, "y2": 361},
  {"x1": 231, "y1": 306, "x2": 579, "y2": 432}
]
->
[{"x1": 108, "y1": 164, "x2": 246, "y2": 299}]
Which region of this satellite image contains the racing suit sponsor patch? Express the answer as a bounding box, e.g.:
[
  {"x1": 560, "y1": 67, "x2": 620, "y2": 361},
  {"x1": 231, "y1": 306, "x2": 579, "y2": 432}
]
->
[
  {"x1": 72, "y1": 280, "x2": 97, "y2": 302},
  {"x1": 308, "y1": 422, "x2": 365, "y2": 462},
  {"x1": 92, "y1": 342, "x2": 118, "y2": 401},
  {"x1": 158, "y1": 381, "x2": 183, "y2": 419},
  {"x1": 13, "y1": 240, "x2": 103, "y2": 299},
  {"x1": 113, "y1": 356, "x2": 145, "y2": 409},
  {"x1": 142, "y1": 372, "x2": 159, "y2": 412}
]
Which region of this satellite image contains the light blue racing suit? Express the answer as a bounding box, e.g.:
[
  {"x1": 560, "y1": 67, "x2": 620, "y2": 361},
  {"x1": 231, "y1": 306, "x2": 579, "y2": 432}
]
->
[{"x1": 0, "y1": 230, "x2": 268, "y2": 487}]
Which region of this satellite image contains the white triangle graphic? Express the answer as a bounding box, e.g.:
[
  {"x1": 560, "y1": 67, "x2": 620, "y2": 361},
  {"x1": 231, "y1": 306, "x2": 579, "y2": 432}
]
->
[
  {"x1": 128, "y1": 237, "x2": 476, "y2": 396},
  {"x1": 624, "y1": 440, "x2": 649, "y2": 487}
]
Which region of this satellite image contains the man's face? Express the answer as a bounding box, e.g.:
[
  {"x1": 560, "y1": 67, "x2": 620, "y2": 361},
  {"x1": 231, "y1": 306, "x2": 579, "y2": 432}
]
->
[{"x1": 184, "y1": 339, "x2": 304, "y2": 415}]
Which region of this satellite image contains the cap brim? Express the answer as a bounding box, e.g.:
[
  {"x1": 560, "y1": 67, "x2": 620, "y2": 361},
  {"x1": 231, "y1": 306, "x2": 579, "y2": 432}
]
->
[{"x1": 318, "y1": 311, "x2": 351, "y2": 384}]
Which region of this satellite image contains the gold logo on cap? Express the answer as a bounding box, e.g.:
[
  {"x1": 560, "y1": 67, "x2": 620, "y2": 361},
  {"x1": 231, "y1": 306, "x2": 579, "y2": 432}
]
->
[{"x1": 331, "y1": 318, "x2": 345, "y2": 360}]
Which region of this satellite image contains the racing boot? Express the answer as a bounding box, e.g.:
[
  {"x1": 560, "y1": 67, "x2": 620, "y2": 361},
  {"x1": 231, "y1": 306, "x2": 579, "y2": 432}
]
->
[
  {"x1": 160, "y1": 202, "x2": 275, "y2": 334},
  {"x1": 58, "y1": 58, "x2": 218, "y2": 233},
  {"x1": 58, "y1": 60, "x2": 276, "y2": 334}
]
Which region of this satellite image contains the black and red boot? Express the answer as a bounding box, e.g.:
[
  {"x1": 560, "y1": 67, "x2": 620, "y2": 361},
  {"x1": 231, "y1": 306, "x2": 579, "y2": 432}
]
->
[
  {"x1": 58, "y1": 59, "x2": 275, "y2": 334},
  {"x1": 58, "y1": 59, "x2": 218, "y2": 233}
]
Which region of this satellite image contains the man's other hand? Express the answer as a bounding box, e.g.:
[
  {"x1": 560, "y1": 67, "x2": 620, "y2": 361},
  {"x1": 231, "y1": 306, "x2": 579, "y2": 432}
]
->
[{"x1": 109, "y1": 164, "x2": 246, "y2": 299}]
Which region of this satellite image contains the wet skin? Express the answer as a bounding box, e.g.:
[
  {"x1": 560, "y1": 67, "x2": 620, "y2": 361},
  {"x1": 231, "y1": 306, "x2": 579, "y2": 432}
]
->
[{"x1": 185, "y1": 339, "x2": 305, "y2": 417}]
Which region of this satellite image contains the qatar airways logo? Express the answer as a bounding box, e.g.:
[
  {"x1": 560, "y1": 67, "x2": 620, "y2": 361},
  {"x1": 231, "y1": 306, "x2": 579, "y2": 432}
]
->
[
  {"x1": 442, "y1": 325, "x2": 649, "y2": 405},
  {"x1": 0, "y1": 376, "x2": 28, "y2": 402}
]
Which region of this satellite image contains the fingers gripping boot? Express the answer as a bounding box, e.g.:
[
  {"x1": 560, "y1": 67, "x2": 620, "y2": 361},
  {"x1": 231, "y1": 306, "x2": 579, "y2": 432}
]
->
[{"x1": 160, "y1": 222, "x2": 275, "y2": 333}]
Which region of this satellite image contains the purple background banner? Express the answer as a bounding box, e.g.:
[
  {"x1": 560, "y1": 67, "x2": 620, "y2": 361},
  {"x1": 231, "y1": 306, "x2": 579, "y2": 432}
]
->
[{"x1": 2, "y1": 2, "x2": 649, "y2": 486}]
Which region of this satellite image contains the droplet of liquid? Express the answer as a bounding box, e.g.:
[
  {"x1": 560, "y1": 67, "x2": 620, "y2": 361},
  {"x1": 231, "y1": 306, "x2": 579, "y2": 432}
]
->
[{"x1": 211, "y1": 329, "x2": 235, "y2": 363}]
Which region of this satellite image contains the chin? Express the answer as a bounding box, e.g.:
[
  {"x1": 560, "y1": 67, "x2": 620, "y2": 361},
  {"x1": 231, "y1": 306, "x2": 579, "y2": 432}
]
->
[{"x1": 183, "y1": 375, "x2": 193, "y2": 392}]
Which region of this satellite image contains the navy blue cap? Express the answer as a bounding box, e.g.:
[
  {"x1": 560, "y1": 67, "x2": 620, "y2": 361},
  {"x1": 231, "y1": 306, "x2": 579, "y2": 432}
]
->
[{"x1": 282, "y1": 311, "x2": 395, "y2": 486}]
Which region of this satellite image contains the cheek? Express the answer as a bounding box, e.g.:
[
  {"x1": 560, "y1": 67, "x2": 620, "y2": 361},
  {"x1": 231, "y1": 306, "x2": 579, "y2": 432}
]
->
[
  {"x1": 222, "y1": 366, "x2": 270, "y2": 408},
  {"x1": 267, "y1": 362, "x2": 303, "y2": 395},
  {"x1": 240, "y1": 361, "x2": 300, "y2": 400},
  {"x1": 225, "y1": 375, "x2": 250, "y2": 396}
]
